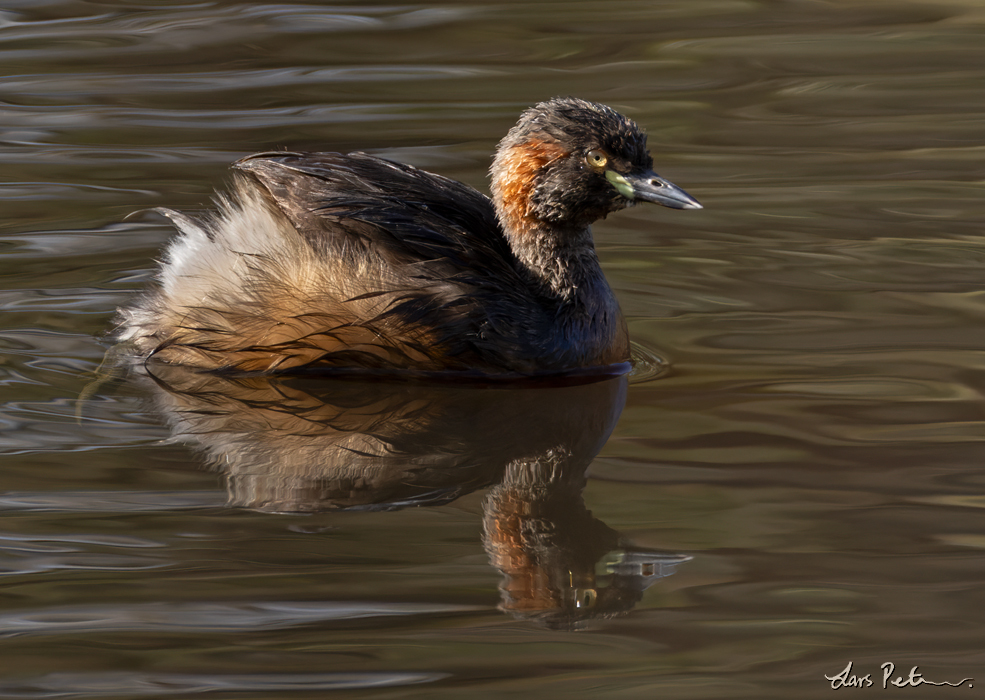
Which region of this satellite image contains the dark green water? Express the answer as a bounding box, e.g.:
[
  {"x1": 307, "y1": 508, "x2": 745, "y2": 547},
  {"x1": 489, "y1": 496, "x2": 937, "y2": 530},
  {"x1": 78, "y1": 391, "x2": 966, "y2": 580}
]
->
[{"x1": 3, "y1": 0, "x2": 985, "y2": 697}]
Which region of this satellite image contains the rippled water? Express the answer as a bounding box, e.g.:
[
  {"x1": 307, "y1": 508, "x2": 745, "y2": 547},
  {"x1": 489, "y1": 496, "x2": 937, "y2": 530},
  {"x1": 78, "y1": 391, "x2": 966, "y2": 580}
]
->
[{"x1": 3, "y1": 0, "x2": 985, "y2": 697}]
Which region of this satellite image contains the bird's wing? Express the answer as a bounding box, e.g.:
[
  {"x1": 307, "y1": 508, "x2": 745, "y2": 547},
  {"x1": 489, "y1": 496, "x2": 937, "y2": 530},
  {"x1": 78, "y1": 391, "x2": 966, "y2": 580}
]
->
[
  {"x1": 234, "y1": 151, "x2": 513, "y2": 267},
  {"x1": 227, "y1": 152, "x2": 547, "y2": 373}
]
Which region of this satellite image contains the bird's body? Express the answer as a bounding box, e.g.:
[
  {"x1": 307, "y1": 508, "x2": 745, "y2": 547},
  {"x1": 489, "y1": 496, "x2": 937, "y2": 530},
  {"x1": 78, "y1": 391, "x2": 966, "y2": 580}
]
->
[{"x1": 116, "y1": 98, "x2": 700, "y2": 377}]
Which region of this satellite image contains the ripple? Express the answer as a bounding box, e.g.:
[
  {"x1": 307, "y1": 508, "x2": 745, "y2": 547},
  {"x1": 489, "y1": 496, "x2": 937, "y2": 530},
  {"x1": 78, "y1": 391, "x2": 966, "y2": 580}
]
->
[
  {"x1": 0, "y1": 671, "x2": 446, "y2": 698},
  {"x1": 0, "y1": 223, "x2": 163, "y2": 259},
  {"x1": 0, "y1": 146, "x2": 235, "y2": 166},
  {"x1": 1, "y1": 66, "x2": 493, "y2": 101},
  {"x1": 0, "y1": 388, "x2": 166, "y2": 455},
  {"x1": 0, "y1": 553, "x2": 169, "y2": 577},
  {"x1": 0, "y1": 4, "x2": 474, "y2": 63},
  {"x1": 628, "y1": 340, "x2": 670, "y2": 384},
  {"x1": 0, "y1": 182, "x2": 154, "y2": 202},
  {"x1": 0, "y1": 600, "x2": 479, "y2": 638},
  {"x1": 0, "y1": 491, "x2": 224, "y2": 513},
  {"x1": 0, "y1": 533, "x2": 162, "y2": 548}
]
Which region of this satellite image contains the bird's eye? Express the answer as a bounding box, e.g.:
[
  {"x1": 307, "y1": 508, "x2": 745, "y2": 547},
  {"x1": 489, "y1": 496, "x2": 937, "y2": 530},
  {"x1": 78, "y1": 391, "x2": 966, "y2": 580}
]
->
[{"x1": 586, "y1": 150, "x2": 608, "y2": 168}]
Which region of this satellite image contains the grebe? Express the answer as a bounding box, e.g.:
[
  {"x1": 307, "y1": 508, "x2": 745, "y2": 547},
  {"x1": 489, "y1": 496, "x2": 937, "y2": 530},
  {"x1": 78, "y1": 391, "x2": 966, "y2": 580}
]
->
[{"x1": 116, "y1": 97, "x2": 701, "y2": 376}]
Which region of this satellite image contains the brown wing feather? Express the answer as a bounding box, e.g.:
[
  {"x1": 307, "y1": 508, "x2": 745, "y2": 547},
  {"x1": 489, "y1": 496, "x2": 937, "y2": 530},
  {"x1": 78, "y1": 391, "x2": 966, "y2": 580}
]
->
[{"x1": 118, "y1": 152, "x2": 554, "y2": 374}]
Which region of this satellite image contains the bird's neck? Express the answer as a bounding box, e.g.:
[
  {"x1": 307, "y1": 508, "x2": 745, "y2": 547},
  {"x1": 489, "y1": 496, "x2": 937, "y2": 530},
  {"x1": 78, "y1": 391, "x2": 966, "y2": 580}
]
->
[
  {"x1": 484, "y1": 179, "x2": 632, "y2": 367},
  {"x1": 507, "y1": 221, "x2": 629, "y2": 368},
  {"x1": 490, "y1": 167, "x2": 604, "y2": 303},
  {"x1": 490, "y1": 157, "x2": 629, "y2": 366},
  {"x1": 490, "y1": 140, "x2": 601, "y2": 301},
  {"x1": 505, "y1": 221, "x2": 604, "y2": 303}
]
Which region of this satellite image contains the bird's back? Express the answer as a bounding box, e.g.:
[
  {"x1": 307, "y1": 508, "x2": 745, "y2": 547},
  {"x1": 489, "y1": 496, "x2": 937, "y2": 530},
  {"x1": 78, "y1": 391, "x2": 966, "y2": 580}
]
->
[{"x1": 117, "y1": 152, "x2": 551, "y2": 374}]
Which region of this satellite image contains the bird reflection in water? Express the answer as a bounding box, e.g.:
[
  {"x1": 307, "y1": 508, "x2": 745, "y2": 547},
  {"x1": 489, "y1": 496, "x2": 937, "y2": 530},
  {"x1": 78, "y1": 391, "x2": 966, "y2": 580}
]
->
[{"x1": 136, "y1": 365, "x2": 690, "y2": 627}]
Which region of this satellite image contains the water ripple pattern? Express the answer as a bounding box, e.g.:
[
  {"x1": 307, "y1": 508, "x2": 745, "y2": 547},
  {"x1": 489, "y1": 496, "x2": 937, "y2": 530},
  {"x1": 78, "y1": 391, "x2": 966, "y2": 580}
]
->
[{"x1": 3, "y1": 0, "x2": 985, "y2": 697}]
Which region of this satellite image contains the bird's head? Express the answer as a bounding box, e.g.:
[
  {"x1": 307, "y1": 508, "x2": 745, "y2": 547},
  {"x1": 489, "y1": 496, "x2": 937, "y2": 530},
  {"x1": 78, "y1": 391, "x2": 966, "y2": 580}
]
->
[{"x1": 490, "y1": 97, "x2": 701, "y2": 233}]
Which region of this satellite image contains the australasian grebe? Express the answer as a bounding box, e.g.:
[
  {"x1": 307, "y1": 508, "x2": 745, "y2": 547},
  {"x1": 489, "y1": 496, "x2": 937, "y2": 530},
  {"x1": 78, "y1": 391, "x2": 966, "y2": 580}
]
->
[{"x1": 116, "y1": 97, "x2": 701, "y2": 377}]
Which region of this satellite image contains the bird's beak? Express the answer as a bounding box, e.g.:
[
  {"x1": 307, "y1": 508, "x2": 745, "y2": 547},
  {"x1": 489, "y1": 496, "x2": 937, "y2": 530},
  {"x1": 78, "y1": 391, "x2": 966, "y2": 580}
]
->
[{"x1": 605, "y1": 169, "x2": 702, "y2": 210}]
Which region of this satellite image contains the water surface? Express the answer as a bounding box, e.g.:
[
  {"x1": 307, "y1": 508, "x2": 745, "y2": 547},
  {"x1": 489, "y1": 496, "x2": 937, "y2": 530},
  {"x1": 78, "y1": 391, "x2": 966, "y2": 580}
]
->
[{"x1": 3, "y1": 1, "x2": 985, "y2": 697}]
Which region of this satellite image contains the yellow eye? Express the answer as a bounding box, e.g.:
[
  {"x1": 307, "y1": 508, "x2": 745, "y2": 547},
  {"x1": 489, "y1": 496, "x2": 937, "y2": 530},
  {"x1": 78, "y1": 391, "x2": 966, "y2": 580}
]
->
[{"x1": 586, "y1": 150, "x2": 608, "y2": 168}]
